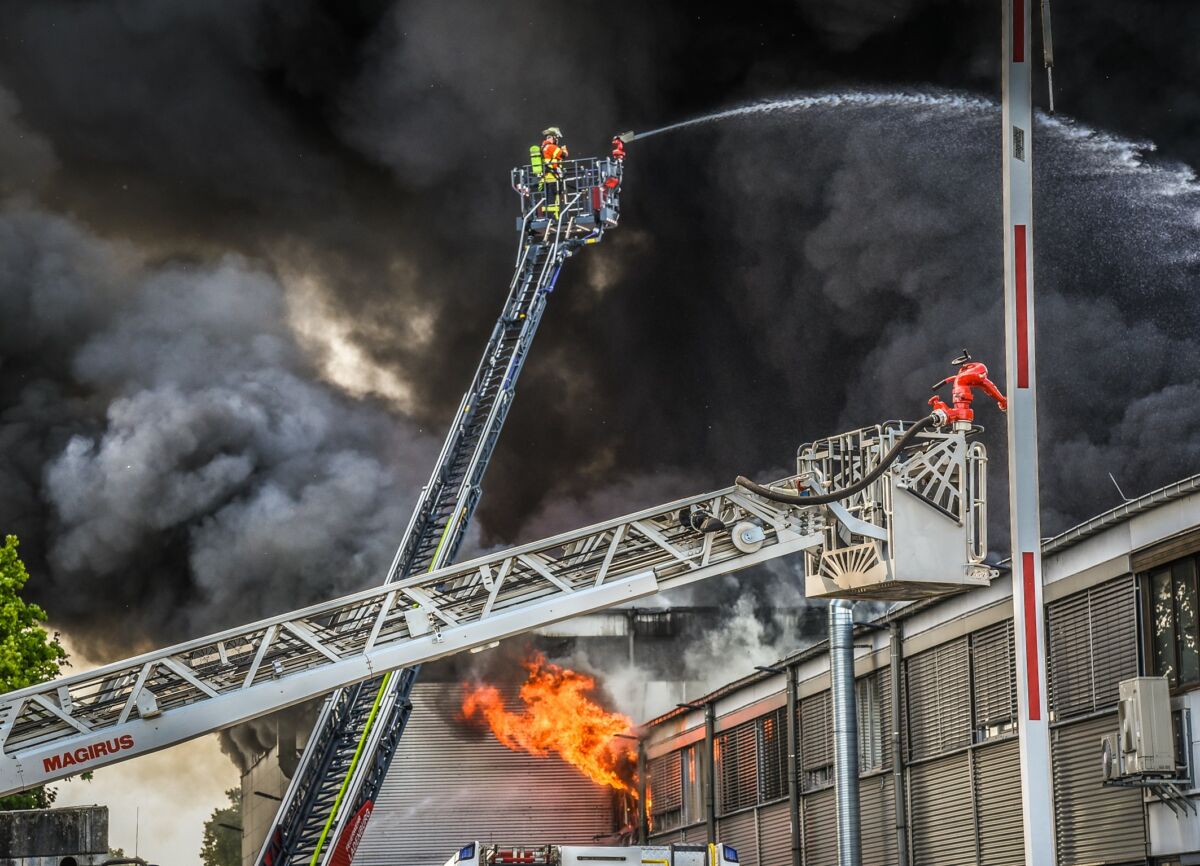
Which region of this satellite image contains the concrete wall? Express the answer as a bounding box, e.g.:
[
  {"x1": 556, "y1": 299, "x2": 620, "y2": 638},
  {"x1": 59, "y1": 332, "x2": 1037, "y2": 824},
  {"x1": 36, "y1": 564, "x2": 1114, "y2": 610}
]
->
[{"x1": 0, "y1": 805, "x2": 108, "y2": 866}]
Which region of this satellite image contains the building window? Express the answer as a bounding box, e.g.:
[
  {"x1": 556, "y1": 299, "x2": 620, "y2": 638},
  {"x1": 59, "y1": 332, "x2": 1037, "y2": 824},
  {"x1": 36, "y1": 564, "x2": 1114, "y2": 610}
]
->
[
  {"x1": 857, "y1": 674, "x2": 884, "y2": 771},
  {"x1": 758, "y1": 707, "x2": 788, "y2": 802},
  {"x1": 1147, "y1": 557, "x2": 1200, "y2": 688}
]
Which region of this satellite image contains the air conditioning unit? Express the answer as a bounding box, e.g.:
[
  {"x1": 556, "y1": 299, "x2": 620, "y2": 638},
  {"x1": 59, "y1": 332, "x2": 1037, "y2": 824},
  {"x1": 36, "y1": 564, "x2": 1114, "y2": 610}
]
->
[{"x1": 1117, "y1": 676, "x2": 1176, "y2": 776}]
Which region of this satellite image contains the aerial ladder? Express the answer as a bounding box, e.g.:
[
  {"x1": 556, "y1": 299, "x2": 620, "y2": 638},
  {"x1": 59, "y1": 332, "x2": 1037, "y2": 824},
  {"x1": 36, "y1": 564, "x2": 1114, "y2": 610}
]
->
[
  {"x1": 245, "y1": 145, "x2": 629, "y2": 863},
  {"x1": 0, "y1": 404, "x2": 998, "y2": 819}
]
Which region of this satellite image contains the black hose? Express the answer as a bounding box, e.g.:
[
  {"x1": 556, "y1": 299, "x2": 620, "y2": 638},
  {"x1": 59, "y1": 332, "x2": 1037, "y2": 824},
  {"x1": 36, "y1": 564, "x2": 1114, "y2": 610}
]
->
[{"x1": 735, "y1": 415, "x2": 938, "y2": 506}]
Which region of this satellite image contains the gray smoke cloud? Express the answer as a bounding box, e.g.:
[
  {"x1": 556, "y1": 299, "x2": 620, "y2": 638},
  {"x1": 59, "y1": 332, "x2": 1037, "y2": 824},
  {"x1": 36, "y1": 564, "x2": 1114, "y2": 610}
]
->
[{"x1": 0, "y1": 201, "x2": 435, "y2": 658}]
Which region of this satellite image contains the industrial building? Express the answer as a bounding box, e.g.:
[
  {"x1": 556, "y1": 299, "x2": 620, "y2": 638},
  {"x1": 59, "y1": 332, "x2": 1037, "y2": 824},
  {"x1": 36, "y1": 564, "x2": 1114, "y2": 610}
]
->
[
  {"x1": 641, "y1": 475, "x2": 1200, "y2": 866},
  {"x1": 241, "y1": 609, "x2": 821, "y2": 865}
]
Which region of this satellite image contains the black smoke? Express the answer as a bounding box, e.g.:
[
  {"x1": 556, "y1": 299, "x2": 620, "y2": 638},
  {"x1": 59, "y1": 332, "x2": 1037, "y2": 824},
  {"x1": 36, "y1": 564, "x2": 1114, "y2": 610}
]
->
[{"x1": 0, "y1": 1, "x2": 1198, "y2": 672}]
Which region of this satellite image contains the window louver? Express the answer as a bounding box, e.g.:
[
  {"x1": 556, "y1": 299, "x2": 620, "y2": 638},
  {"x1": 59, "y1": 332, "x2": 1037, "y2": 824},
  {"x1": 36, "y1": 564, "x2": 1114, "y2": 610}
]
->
[
  {"x1": 717, "y1": 721, "x2": 759, "y2": 814},
  {"x1": 648, "y1": 751, "x2": 683, "y2": 830},
  {"x1": 971, "y1": 620, "x2": 1017, "y2": 735},
  {"x1": 1047, "y1": 576, "x2": 1137, "y2": 720},
  {"x1": 758, "y1": 707, "x2": 788, "y2": 802},
  {"x1": 905, "y1": 637, "x2": 971, "y2": 761}
]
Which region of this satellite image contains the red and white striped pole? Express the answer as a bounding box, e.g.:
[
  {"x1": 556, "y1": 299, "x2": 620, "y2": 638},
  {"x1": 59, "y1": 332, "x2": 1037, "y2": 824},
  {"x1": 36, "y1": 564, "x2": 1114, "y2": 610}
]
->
[{"x1": 1002, "y1": 1, "x2": 1056, "y2": 863}]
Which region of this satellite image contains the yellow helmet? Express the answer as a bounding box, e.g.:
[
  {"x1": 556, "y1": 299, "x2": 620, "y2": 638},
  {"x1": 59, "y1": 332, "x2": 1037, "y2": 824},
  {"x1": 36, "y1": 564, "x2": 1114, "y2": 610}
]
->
[{"x1": 542, "y1": 126, "x2": 563, "y2": 139}]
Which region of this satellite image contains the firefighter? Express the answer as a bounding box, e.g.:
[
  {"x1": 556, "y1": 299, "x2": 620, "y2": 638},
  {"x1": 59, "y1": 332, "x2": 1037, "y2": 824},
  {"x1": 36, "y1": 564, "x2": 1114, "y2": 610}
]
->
[{"x1": 539, "y1": 126, "x2": 568, "y2": 217}]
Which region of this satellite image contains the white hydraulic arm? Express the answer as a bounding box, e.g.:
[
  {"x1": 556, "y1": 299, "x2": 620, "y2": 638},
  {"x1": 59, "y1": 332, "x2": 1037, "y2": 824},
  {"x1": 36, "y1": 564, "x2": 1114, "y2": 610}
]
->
[{"x1": 0, "y1": 421, "x2": 990, "y2": 797}]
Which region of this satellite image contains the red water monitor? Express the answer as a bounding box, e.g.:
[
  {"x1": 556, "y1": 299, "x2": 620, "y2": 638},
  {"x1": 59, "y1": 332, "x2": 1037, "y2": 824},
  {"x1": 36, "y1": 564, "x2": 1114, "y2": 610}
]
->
[{"x1": 928, "y1": 350, "x2": 1007, "y2": 426}]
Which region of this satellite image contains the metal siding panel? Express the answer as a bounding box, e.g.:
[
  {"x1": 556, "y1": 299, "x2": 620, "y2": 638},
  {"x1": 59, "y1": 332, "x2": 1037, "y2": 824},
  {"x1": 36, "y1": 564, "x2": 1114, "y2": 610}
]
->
[
  {"x1": 718, "y1": 809, "x2": 758, "y2": 866},
  {"x1": 908, "y1": 752, "x2": 975, "y2": 866},
  {"x1": 1052, "y1": 714, "x2": 1147, "y2": 865},
  {"x1": 974, "y1": 737, "x2": 1024, "y2": 866},
  {"x1": 802, "y1": 788, "x2": 836, "y2": 866},
  {"x1": 649, "y1": 828, "x2": 688, "y2": 845},
  {"x1": 859, "y1": 774, "x2": 897, "y2": 866},
  {"x1": 757, "y1": 801, "x2": 792, "y2": 866},
  {"x1": 357, "y1": 682, "x2": 614, "y2": 866},
  {"x1": 906, "y1": 638, "x2": 971, "y2": 760}
]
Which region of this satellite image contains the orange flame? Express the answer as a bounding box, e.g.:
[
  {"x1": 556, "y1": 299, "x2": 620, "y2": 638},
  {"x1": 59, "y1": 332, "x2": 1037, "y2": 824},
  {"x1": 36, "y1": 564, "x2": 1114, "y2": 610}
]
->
[{"x1": 461, "y1": 653, "x2": 639, "y2": 796}]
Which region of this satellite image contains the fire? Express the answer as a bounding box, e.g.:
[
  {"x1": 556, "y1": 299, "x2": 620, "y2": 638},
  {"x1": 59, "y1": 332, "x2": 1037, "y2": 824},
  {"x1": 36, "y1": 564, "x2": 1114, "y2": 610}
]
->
[{"x1": 461, "y1": 653, "x2": 639, "y2": 796}]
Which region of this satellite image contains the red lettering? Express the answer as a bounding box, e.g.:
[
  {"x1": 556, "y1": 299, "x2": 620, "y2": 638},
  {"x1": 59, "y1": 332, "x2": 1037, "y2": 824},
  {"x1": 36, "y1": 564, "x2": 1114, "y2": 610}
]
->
[{"x1": 43, "y1": 734, "x2": 136, "y2": 777}]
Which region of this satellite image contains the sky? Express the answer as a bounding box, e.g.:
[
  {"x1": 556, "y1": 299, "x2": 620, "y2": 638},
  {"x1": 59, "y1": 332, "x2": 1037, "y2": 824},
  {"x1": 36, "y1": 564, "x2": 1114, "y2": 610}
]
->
[{"x1": 1, "y1": 1, "x2": 1198, "y2": 861}]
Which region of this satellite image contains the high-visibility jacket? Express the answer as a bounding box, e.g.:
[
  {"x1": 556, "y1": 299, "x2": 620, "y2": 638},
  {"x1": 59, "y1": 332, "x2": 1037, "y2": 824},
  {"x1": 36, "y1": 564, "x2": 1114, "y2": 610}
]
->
[{"x1": 542, "y1": 138, "x2": 568, "y2": 176}]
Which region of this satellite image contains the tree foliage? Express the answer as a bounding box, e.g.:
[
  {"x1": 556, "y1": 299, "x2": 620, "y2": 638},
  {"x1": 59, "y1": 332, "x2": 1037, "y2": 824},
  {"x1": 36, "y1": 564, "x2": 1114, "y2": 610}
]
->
[
  {"x1": 200, "y1": 787, "x2": 242, "y2": 866},
  {"x1": 0, "y1": 535, "x2": 69, "y2": 810}
]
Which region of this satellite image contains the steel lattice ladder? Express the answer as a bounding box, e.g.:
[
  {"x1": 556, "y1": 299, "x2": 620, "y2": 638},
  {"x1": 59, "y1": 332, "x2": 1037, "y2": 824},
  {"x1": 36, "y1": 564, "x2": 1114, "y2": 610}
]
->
[{"x1": 257, "y1": 155, "x2": 625, "y2": 866}]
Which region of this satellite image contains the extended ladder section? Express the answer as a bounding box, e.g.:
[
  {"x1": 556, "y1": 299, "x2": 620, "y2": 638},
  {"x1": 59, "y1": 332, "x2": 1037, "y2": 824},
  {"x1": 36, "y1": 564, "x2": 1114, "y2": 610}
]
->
[
  {"x1": 252, "y1": 154, "x2": 626, "y2": 864},
  {"x1": 0, "y1": 422, "x2": 989, "y2": 803}
]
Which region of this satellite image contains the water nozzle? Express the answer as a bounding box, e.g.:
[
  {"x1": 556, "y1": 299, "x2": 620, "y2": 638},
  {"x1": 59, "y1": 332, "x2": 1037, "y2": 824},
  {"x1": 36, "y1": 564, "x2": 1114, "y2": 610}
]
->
[{"x1": 616, "y1": 131, "x2": 636, "y2": 144}]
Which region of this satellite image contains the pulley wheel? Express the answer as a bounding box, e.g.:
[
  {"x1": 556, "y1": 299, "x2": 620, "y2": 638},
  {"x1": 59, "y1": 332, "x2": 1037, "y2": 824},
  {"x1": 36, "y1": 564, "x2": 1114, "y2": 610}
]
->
[{"x1": 731, "y1": 521, "x2": 766, "y2": 554}]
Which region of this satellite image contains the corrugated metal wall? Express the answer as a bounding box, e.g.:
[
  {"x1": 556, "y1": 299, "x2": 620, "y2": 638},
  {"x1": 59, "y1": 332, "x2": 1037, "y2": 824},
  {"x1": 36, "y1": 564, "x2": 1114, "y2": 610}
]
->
[
  {"x1": 974, "y1": 738, "x2": 1023, "y2": 866},
  {"x1": 717, "y1": 810, "x2": 757, "y2": 865},
  {"x1": 908, "y1": 752, "x2": 974, "y2": 866},
  {"x1": 356, "y1": 682, "x2": 615, "y2": 866},
  {"x1": 1052, "y1": 714, "x2": 1146, "y2": 865},
  {"x1": 802, "y1": 788, "x2": 836, "y2": 866},
  {"x1": 859, "y1": 774, "x2": 897, "y2": 866},
  {"x1": 757, "y1": 801, "x2": 791, "y2": 866}
]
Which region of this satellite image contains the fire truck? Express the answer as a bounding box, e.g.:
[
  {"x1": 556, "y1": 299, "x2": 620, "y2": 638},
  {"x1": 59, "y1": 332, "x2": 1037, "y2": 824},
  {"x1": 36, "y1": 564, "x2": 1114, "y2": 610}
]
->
[{"x1": 445, "y1": 841, "x2": 741, "y2": 866}]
